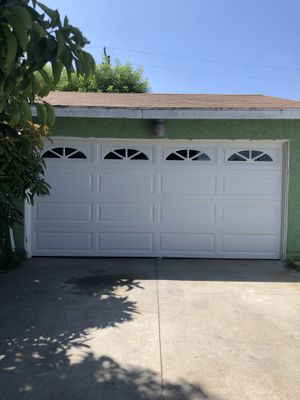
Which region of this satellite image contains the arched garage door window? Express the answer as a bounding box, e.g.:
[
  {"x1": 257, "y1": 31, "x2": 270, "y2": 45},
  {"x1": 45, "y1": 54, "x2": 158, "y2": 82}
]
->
[{"x1": 42, "y1": 147, "x2": 87, "y2": 159}]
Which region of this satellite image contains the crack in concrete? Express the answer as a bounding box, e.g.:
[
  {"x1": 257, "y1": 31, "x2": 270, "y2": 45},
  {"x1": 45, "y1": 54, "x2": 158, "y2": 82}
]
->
[{"x1": 155, "y1": 258, "x2": 165, "y2": 399}]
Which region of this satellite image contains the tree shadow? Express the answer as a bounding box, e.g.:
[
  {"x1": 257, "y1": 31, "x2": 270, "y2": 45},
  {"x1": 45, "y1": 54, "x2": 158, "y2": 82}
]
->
[
  {"x1": 62, "y1": 272, "x2": 144, "y2": 327},
  {"x1": 0, "y1": 268, "x2": 221, "y2": 399},
  {"x1": 0, "y1": 347, "x2": 218, "y2": 400}
]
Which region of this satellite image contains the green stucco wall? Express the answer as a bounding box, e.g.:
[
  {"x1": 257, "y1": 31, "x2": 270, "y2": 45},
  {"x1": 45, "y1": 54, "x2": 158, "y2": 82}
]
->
[{"x1": 18, "y1": 117, "x2": 300, "y2": 259}]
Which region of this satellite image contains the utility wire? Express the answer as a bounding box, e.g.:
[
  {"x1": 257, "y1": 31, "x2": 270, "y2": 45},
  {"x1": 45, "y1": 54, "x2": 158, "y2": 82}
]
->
[
  {"x1": 129, "y1": 62, "x2": 300, "y2": 83},
  {"x1": 86, "y1": 44, "x2": 300, "y2": 72}
]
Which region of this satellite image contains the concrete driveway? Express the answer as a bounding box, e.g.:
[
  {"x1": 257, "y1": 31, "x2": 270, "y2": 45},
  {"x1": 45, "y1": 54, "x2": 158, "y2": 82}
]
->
[{"x1": 0, "y1": 258, "x2": 300, "y2": 400}]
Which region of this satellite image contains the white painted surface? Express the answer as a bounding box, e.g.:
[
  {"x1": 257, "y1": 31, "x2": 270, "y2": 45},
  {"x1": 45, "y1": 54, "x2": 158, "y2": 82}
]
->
[
  {"x1": 30, "y1": 139, "x2": 284, "y2": 258},
  {"x1": 30, "y1": 106, "x2": 300, "y2": 119}
]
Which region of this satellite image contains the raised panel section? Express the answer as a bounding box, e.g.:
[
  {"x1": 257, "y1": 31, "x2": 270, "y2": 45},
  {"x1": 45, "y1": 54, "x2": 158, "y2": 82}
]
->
[
  {"x1": 35, "y1": 202, "x2": 92, "y2": 222},
  {"x1": 222, "y1": 175, "x2": 280, "y2": 196},
  {"x1": 99, "y1": 203, "x2": 154, "y2": 222},
  {"x1": 159, "y1": 203, "x2": 216, "y2": 224},
  {"x1": 221, "y1": 202, "x2": 280, "y2": 226},
  {"x1": 160, "y1": 175, "x2": 216, "y2": 195},
  {"x1": 46, "y1": 170, "x2": 93, "y2": 193},
  {"x1": 98, "y1": 233, "x2": 153, "y2": 251},
  {"x1": 35, "y1": 232, "x2": 92, "y2": 251},
  {"x1": 221, "y1": 234, "x2": 278, "y2": 253},
  {"x1": 99, "y1": 173, "x2": 154, "y2": 195},
  {"x1": 160, "y1": 233, "x2": 215, "y2": 252}
]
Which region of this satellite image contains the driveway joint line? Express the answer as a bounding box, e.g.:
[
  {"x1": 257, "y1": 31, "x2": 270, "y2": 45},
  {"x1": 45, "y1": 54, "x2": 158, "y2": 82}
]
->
[{"x1": 155, "y1": 258, "x2": 165, "y2": 399}]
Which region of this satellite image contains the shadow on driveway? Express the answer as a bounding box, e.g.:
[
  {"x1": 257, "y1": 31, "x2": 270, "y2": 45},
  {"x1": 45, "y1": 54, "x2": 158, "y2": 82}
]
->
[{"x1": 0, "y1": 258, "x2": 225, "y2": 399}]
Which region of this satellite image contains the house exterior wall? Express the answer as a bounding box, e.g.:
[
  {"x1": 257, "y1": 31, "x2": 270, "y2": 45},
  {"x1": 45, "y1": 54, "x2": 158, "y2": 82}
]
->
[{"x1": 18, "y1": 117, "x2": 300, "y2": 259}]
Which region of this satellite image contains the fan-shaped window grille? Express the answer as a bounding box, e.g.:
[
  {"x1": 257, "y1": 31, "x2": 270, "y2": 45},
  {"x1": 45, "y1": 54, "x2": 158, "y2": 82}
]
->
[
  {"x1": 227, "y1": 150, "x2": 273, "y2": 162},
  {"x1": 104, "y1": 148, "x2": 149, "y2": 160},
  {"x1": 166, "y1": 149, "x2": 211, "y2": 161},
  {"x1": 42, "y1": 147, "x2": 87, "y2": 159}
]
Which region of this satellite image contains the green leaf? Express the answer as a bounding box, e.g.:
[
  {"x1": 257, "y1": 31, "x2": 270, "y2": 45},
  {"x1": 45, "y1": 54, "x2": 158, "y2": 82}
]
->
[
  {"x1": 9, "y1": 100, "x2": 21, "y2": 126},
  {"x1": 63, "y1": 16, "x2": 69, "y2": 27},
  {"x1": 61, "y1": 48, "x2": 74, "y2": 77},
  {"x1": 75, "y1": 56, "x2": 84, "y2": 76},
  {"x1": 51, "y1": 60, "x2": 64, "y2": 84},
  {"x1": 44, "y1": 102, "x2": 55, "y2": 127},
  {"x1": 55, "y1": 30, "x2": 65, "y2": 59},
  {"x1": 2, "y1": 8, "x2": 29, "y2": 51},
  {"x1": 81, "y1": 51, "x2": 94, "y2": 78},
  {"x1": 36, "y1": 102, "x2": 47, "y2": 125},
  {"x1": 31, "y1": 21, "x2": 47, "y2": 39},
  {"x1": 38, "y1": 68, "x2": 51, "y2": 86},
  {"x1": 38, "y1": 85, "x2": 50, "y2": 97},
  {"x1": 9, "y1": 5, "x2": 32, "y2": 30},
  {"x1": 36, "y1": 2, "x2": 57, "y2": 20},
  {"x1": 19, "y1": 98, "x2": 32, "y2": 122},
  {"x1": 0, "y1": 100, "x2": 5, "y2": 114},
  {"x1": 3, "y1": 27, "x2": 18, "y2": 71}
]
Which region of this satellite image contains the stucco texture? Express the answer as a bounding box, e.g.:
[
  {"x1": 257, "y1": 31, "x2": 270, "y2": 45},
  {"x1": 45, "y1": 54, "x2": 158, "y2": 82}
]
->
[{"x1": 18, "y1": 118, "x2": 300, "y2": 259}]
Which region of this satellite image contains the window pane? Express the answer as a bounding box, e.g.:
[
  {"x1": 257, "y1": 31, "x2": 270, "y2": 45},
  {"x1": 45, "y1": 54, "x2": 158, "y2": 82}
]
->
[
  {"x1": 68, "y1": 151, "x2": 87, "y2": 159},
  {"x1": 193, "y1": 152, "x2": 210, "y2": 161},
  {"x1": 115, "y1": 149, "x2": 126, "y2": 157},
  {"x1": 255, "y1": 154, "x2": 273, "y2": 162},
  {"x1": 177, "y1": 150, "x2": 188, "y2": 158},
  {"x1": 189, "y1": 150, "x2": 200, "y2": 158},
  {"x1": 42, "y1": 150, "x2": 60, "y2": 158},
  {"x1": 166, "y1": 153, "x2": 184, "y2": 160},
  {"x1": 251, "y1": 150, "x2": 263, "y2": 159},
  {"x1": 52, "y1": 147, "x2": 64, "y2": 156},
  {"x1": 131, "y1": 153, "x2": 148, "y2": 160},
  {"x1": 239, "y1": 150, "x2": 250, "y2": 158},
  {"x1": 104, "y1": 152, "x2": 122, "y2": 159},
  {"x1": 65, "y1": 147, "x2": 77, "y2": 156},
  {"x1": 228, "y1": 153, "x2": 247, "y2": 161},
  {"x1": 127, "y1": 148, "x2": 138, "y2": 157}
]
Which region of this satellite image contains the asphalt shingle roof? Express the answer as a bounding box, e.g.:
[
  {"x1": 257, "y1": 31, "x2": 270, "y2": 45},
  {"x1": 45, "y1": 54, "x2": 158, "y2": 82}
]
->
[{"x1": 43, "y1": 92, "x2": 300, "y2": 110}]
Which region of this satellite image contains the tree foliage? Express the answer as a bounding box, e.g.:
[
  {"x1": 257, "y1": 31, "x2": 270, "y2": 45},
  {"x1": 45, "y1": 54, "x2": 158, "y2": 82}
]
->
[
  {"x1": 0, "y1": 0, "x2": 94, "y2": 251},
  {"x1": 36, "y1": 51, "x2": 150, "y2": 93}
]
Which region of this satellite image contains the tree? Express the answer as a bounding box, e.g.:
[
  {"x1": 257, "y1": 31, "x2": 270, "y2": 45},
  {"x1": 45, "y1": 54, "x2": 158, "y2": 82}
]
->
[
  {"x1": 36, "y1": 48, "x2": 150, "y2": 93},
  {"x1": 0, "y1": 0, "x2": 95, "y2": 255}
]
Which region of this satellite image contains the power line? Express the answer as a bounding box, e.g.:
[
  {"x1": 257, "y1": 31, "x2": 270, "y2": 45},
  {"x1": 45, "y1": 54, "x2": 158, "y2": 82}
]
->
[
  {"x1": 86, "y1": 44, "x2": 300, "y2": 72},
  {"x1": 129, "y1": 62, "x2": 300, "y2": 83}
]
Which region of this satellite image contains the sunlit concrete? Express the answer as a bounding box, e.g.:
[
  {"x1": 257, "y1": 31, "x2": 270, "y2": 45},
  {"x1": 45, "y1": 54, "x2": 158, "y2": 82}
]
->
[{"x1": 0, "y1": 257, "x2": 299, "y2": 399}]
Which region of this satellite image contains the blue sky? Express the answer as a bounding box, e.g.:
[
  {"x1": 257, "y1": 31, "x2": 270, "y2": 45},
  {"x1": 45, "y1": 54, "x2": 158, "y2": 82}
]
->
[{"x1": 46, "y1": 0, "x2": 300, "y2": 99}]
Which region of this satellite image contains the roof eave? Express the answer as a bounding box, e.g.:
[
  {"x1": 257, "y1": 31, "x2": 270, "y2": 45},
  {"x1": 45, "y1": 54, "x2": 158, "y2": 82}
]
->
[{"x1": 30, "y1": 105, "x2": 300, "y2": 119}]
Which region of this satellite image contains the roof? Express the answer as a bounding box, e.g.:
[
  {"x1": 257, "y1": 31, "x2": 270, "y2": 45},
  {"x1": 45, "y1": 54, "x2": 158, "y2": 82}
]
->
[
  {"x1": 37, "y1": 92, "x2": 300, "y2": 119},
  {"x1": 44, "y1": 92, "x2": 300, "y2": 110}
]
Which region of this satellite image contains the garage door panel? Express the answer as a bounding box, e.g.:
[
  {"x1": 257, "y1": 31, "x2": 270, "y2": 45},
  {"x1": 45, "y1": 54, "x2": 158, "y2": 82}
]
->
[
  {"x1": 220, "y1": 234, "x2": 279, "y2": 254},
  {"x1": 99, "y1": 173, "x2": 154, "y2": 195},
  {"x1": 97, "y1": 233, "x2": 153, "y2": 251},
  {"x1": 46, "y1": 170, "x2": 93, "y2": 193},
  {"x1": 222, "y1": 175, "x2": 280, "y2": 196},
  {"x1": 159, "y1": 233, "x2": 215, "y2": 253},
  {"x1": 98, "y1": 203, "x2": 154, "y2": 223},
  {"x1": 159, "y1": 203, "x2": 216, "y2": 225},
  {"x1": 35, "y1": 202, "x2": 93, "y2": 222},
  {"x1": 35, "y1": 232, "x2": 92, "y2": 251},
  {"x1": 159, "y1": 175, "x2": 216, "y2": 195},
  {"x1": 221, "y1": 202, "x2": 281, "y2": 227}
]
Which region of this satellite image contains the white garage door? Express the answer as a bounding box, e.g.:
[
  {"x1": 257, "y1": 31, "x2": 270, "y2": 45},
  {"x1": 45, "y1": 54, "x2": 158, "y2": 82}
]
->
[{"x1": 28, "y1": 139, "x2": 284, "y2": 258}]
